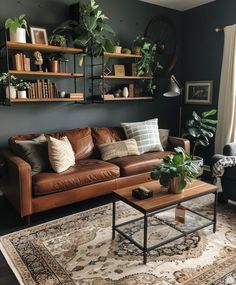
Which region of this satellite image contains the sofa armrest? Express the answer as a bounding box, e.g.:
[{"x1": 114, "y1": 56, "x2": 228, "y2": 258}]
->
[
  {"x1": 168, "y1": 136, "x2": 190, "y2": 153},
  {"x1": 210, "y1": 154, "x2": 225, "y2": 171},
  {"x1": 0, "y1": 149, "x2": 32, "y2": 217}
]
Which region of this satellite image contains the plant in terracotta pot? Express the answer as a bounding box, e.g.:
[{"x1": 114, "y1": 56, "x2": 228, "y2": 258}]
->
[
  {"x1": 16, "y1": 80, "x2": 31, "y2": 99},
  {"x1": 5, "y1": 14, "x2": 28, "y2": 43},
  {"x1": 48, "y1": 34, "x2": 67, "y2": 47},
  {"x1": 182, "y1": 109, "x2": 218, "y2": 175},
  {"x1": 0, "y1": 73, "x2": 18, "y2": 99},
  {"x1": 133, "y1": 36, "x2": 145, "y2": 55},
  {"x1": 151, "y1": 147, "x2": 198, "y2": 194},
  {"x1": 48, "y1": 53, "x2": 64, "y2": 73}
]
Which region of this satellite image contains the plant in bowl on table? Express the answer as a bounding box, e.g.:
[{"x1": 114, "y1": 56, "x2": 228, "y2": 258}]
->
[
  {"x1": 182, "y1": 109, "x2": 218, "y2": 175},
  {"x1": 16, "y1": 80, "x2": 31, "y2": 99},
  {"x1": 5, "y1": 14, "x2": 28, "y2": 43},
  {"x1": 151, "y1": 147, "x2": 199, "y2": 193},
  {"x1": 0, "y1": 73, "x2": 18, "y2": 99}
]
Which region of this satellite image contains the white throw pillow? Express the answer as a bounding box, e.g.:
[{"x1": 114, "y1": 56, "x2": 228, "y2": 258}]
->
[
  {"x1": 121, "y1": 119, "x2": 163, "y2": 154},
  {"x1": 159, "y1": 129, "x2": 170, "y2": 149},
  {"x1": 48, "y1": 136, "x2": 75, "y2": 173}
]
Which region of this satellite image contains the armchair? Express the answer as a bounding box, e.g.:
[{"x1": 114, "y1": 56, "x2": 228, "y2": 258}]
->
[{"x1": 211, "y1": 142, "x2": 236, "y2": 202}]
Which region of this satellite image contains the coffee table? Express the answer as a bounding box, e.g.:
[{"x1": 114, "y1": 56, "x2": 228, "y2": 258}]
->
[{"x1": 112, "y1": 180, "x2": 217, "y2": 264}]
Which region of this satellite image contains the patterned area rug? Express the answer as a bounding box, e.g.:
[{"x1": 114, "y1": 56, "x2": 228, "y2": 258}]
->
[{"x1": 0, "y1": 196, "x2": 236, "y2": 285}]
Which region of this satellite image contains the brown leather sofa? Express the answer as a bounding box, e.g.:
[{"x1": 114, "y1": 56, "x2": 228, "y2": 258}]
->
[{"x1": 0, "y1": 127, "x2": 190, "y2": 219}]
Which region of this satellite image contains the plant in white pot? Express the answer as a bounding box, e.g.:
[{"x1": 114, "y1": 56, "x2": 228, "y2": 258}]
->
[
  {"x1": 183, "y1": 109, "x2": 218, "y2": 175},
  {"x1": 5, "y1": 14, "x2": 28, "y2": 43},
  {"x1": 16, "y1": 80, "x2": 31, "y2": 99},
  {"x1": 0, "y1": 73, "x2": 17, "y2": 99}
]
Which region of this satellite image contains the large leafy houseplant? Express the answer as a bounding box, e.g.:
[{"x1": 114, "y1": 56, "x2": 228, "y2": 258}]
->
[
  {"x1": 54, "y1": 0, "x2": 115, "y2": 57},
  {"x1": 151, "y1": 147, "x2": 198, "y2": 193},
  {"x1": 183, "y1": 109, "x2": 218, "y2": 158},
  {"x1": 5, "y1": 14, "x2": 28, "y2": 34}
]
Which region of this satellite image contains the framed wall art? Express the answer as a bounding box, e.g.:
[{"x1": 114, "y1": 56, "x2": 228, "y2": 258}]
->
[
  {"x1": 30, "y1": 27, "x2": 48, "y2": 45},
  {"x1": 185, "y1": 81, "x2": 213, "y2": 105}
]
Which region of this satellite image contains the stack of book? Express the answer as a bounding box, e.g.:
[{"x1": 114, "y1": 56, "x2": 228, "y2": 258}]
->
[
  {"x1": 69, "y1": 93, "x2": 84, "y2": 100},
  {"x1": 12, "y1": 53, "x2": 31, "y2": 71},
  {"x1": 28, "y1": 80, "x2": 58, "y2": 99}
]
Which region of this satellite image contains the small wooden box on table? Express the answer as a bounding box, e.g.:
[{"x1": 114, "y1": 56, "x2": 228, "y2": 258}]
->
[{"x1": 112, "y1": 180, "x2": 218, "y2": 264}]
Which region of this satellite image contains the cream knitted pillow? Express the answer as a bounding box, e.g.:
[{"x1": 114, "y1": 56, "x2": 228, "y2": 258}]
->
[{"x1": 48, "y1": 136, "x2": 75, "y2": 173}]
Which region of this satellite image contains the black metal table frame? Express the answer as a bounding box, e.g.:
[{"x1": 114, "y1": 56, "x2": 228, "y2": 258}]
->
[{"x1": 112, "y1": 190, "x2": 218, "y2": 264}]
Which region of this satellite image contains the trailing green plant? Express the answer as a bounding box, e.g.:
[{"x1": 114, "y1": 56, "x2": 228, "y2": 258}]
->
[
  {"x1": 5, "y1": 14, "x2": 28, "y2": 34},
  {"x1": 151, "y1": 147, "x2": 199, "y2": 190},
  {"x1": 137, "y1": 41, "x2": 162, "y2": 94},
  {"x1": 114, "y1": 40, "x2": 121, "y2": 46},
  {"x1": 0, "y1": 73, "x2": 17, "y2": 87},
  {"x1": 48, "y1": 34, "x2": 67, "y2": 47},
  {"x1": 54, "y1": 0, "x2": 115, "y2": 57},
  {"x1": 16, "y1": 80, "x2": 31, "y2": 91},
  {"x1": 183, "y1": 109, "x2": 218, "y2": 158}
]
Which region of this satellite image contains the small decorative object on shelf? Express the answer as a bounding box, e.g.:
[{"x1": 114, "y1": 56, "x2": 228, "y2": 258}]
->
[
  {"x1": 16, "y1": 80, "x2": 31, "y2": 99},
  {"x1": 123, "y1": 87, "x2": 129, "y2": 98},
  {"x1": 122, "y1": 48, "x2": 132, "y2": 54},
  {"x1": 5, "y1": 14, "x2": 28, "y2": 43},
  {"x1": 103, "y1": 66, "x2": 112, "y2": 76},
  {"x1": 114, "y1": 40, "x2": 122, "y2": 53},
  {"x1": 59, "y1": 91, "x2": 66, "y2": 98},
  {"x1": 30, "y1": 27, "x2": 48, "y2": 45},
  {"x1": 114, "y1": 65, "x2": 125, "y2": 76},
  {"x1": 34, "y1": 51, "x2": 43, "y2": 72}
]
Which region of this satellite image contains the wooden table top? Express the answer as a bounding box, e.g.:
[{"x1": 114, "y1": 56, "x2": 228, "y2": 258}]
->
[{"x1": 113, "y1": 180, "x2": 217, "y2": 213}]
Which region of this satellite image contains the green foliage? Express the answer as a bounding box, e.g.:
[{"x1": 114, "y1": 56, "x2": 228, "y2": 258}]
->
[
  {"x1": 137, "y1": 40, "x2": 162, "y2": 95},
  {"x1": 151, "y1": 147, "x2": 198, "y2": 190},
  {"x1": 133, "y1": 36, "x2": 145, "y2": 47},
  {"x1": 54, "y1": 0, "x2": 115, "y2": 57},
  {"x1": 0, "y1": 73, "x2": 17, "y2": 87},
  {"x1": 48, "y1": 34, "x2": 67, "y2": 47},
  {"x1": 16, "y1": 80, "x2": 31, "y2": 91},
  {"x1": 5, "y1": 14, "x2": 28, "y2": 34},
  {"x1": 183, "y1": 109, "x2": 218, "y2": 157}
]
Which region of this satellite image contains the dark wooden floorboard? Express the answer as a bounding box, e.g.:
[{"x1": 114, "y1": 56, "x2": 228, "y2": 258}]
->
[{"x1": 0, "y1": 194, "x2": 114, "y2": 285}]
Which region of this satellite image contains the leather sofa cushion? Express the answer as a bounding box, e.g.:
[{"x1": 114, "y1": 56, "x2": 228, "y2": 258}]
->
[
  {"x1": 92, "y1": 127, "x2": 126, "y2": 148},
  {"x1": 32, "y1": 159, "x2": 120, "y2": 196},
  {"x1": 109, "y1": 151, "x2": 173, "y2": 176},
  {"x1": 48, "y1": 128, "x2": 94, "y2": 160}
]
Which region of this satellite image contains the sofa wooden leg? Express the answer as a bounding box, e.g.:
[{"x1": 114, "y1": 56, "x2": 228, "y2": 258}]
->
[{"x1": 25, "y1": 215, "x2": 31, "y2": 227}]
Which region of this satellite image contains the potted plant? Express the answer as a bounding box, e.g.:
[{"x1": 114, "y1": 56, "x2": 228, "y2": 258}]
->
[
  {"x1": 0, "y1": 73, "x2": 17, "y2": 99},
  {"x1": 5, "y1": 14, "x2": 28, "y2": 43},
  {"x1": 133, "y1": 36, "x2": 145, "y2": 55},
  {"x1": 48, "y1": 34, "x2": 67, "y2": 47},
  {"x1": 16, "y1": 80, "x2": 31, "y2": 99},
  {"x1": 151, "y1": 147, "x2": 198, "y2": 194},
  {"x1": 114, "y1": 40, "x2": 122, "y2": 54},
  {"x1": 183, "y1": 109, "x2": 218, "y2": 175},
  {"x1": 54, "y1": 0, "x2": 115, "y2": 57},
  {"x1": 48, "y1": 53, "x2": 62, "y2": 73}
]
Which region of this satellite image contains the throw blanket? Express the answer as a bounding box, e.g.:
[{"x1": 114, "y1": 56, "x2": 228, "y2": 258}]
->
[{"x1": 212, "y1": 156, "x2": 236, "y2": 177}]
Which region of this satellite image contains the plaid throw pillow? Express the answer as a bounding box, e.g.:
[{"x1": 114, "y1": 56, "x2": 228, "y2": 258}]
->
[{"x1": 121, "y1": 119, "x2": 163, "y2": 154}]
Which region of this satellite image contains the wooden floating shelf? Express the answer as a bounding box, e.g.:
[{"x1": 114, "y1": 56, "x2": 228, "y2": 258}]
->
[
  {"x1": 7, "y1": 41, "x2": 83, "y2": 54},
  {"x1": 11, "y1": 98, "x2": 84, "y2": 103},
  {"x1": 9, "y1": 70, "x2": 84, "y2": 78},
  {"x1": 104, "y1": 52, "x2": 142, "y2": 59},
  {"x1": 102, "y1": 75, "x2": 153, "y2": 80},
  {"x1": 103, "y1": 97, "x2": 153, "y2": 101}
]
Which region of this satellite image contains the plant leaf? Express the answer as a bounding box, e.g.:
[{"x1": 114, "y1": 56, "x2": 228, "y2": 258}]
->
[
  {"x1": 192, "y1": 111, "x2": 201, "y2": 122},
  {"x1": 98, "y1": 22, "x2": 115, "y2": 35},
  {"x1": 202, "y1": 109, "x2": 217, "y2": 118},
  {"x1": 201, "y1": 118, "x2": 218, "y2": 125},
  {"x1": 188, "y1": 127, "x2": 201, "y2": 137}
]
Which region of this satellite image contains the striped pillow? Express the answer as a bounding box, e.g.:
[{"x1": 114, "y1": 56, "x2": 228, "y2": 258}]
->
[
  {"x1": 48, "y1": 136, "x2": 75, "y2": 173},
  {"x1": 121, "y1": 119, "x2": 163, "y2": 154},
  {"x1": 99, "y1": 139, "x2": 140, "y2": 161}
]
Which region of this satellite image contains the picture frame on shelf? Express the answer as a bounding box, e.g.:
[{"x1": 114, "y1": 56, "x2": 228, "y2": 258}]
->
[
  {"x1": 114, "y1": 65, "x2": 125, "y2": 76},
  {"x1": 30, "y1": 27, "x2": 48, "y2": 45},
  {"x1": 185, "y1": 81, "x2": 213, "y2": 105}
]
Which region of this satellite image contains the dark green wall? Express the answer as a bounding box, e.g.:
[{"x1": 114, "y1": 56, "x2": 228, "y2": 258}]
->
[
  {"x1": 0, "y1": 0, "x2": 182, "y2": 147},
  {"x1": 182, "y1": 0, "x2": 236, "y2": 163}
]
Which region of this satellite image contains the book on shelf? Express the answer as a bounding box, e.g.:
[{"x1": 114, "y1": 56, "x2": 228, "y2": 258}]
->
[
  {"x1": 129, "y1": 84, "x2": 134, "y2": 97},
  {"x1": 12, "y1": 53, "x2": 31, "y2": 71},
  {"x1": 127, "y1": 63, "x2": 138, "y2": 76},
  {"x1": 104, "y1": 94, "x2": 114, "y2": 99},
  {"x1": 69, "y1": 93, "x2": 84, "y2": 99},
  {"x1": 28, "y1": 80, "x2": 58, "y2": 99}
]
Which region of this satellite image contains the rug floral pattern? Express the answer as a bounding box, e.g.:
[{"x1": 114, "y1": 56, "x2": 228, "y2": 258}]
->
[{"x1": 0, "y1": 195, "x2": 236, "y2": 285}]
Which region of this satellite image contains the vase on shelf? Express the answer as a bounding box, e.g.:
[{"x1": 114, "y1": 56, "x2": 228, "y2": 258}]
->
[
  {"x1": 50, "y1": 60, "x2": 59, "y2": 73},
  {"x1": 5, "y1": 86, "x2": 17, "y2": 99},
  {"x1": 17, "y1": 90, "x2": 27, "y2": 99},
  {"x1": 123, "y1": 87, "x2": 129, "y2": 98},
  {"x1": 9, "y1": 28, "x2": 26, "y2": 43}
]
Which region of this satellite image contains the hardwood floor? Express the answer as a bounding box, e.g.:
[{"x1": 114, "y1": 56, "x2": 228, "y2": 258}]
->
[{"x1": 0, "y1": 194, "x2": 114, "y2": 285}]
